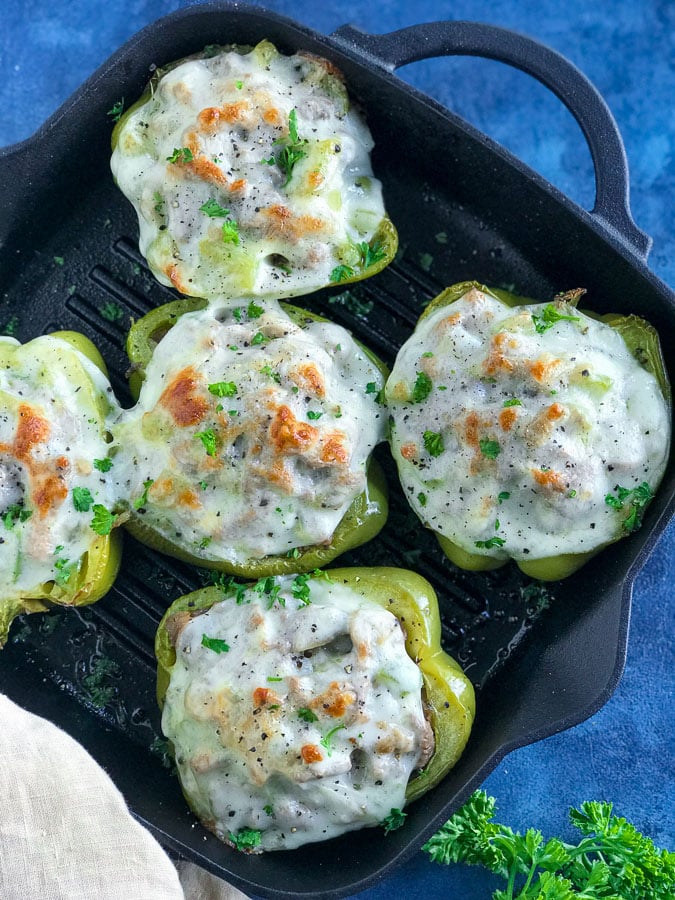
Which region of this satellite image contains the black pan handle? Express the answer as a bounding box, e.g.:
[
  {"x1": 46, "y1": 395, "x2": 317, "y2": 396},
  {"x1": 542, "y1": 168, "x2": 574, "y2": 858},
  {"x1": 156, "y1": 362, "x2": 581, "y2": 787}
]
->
[{"x1": 331, "y1": 21, "x2": 651, "y2": 260}]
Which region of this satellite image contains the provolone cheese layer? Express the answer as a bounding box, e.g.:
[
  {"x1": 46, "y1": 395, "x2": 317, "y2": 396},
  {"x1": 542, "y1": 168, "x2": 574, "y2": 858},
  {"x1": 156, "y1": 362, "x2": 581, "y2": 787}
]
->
[
  {"x1": 386, "y1": 288, "x2": 671, "y2": 560},
  {"x1": 0, "y1": 336, "x2": 119, "y2": 596},
  {"x1": 162, "y1": 574, "x2": 431, "y2": 851},
  {"x1": 111, "y1": 301, "x2": 386, "y2": 563},
  {"x1": 111, "y1": 41, "x2": 391, "y2": 299}
]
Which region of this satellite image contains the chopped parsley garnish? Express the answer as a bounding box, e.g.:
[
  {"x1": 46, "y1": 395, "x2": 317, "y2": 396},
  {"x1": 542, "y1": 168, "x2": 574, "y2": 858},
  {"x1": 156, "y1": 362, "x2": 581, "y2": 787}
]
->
[
  {"x1": 298, "y1": 707, "x2": 319, "y2": 723},
  {"x1": 503, "y1": 397, "x2": 522, "y2": 407},
  {"x1": 72, "y1": 487, "x2": 95, "y2": 512},
  {"x1": 412, "y1": 371, "x2": 433, "y2": 403},
  {"x1": 329, "y1": 264, "x2": 355, "y2": 283},
  {"x1": 291, "y1": 573, "x2": 313, "y2": 606},
  {"x1": 1, "y1": 315, "x2": 19, "y2": 337},
  {"x1": 265, "y1": 108, "x2": 308, "y2": 186},
  {"x1": 201, "y1": 634, "x2": 230, "y2": 654},
  {"x1": 2, "y1": 503, "x2": 31, "y2": 530},
  {"x1": 228, "y1": 827, "x2": 262, "y2": 852},
  {"x1": 320, "y1": 724, "x2": 346, "y2": 757},
  {"x1": 497, "y1": 491, "x2": 510, "y2": 504},
  {"x1": 106, "y1": 98, "x2": 124, "y2": 122},
  {"x1": 200, "y1": 198, "x2": 231, "y2": 218},
  {"x1": 418, "y1": 492, "x2": 428, "y2": 507},
  {"x1": 306, "y1": 410, "x2": 323, "y2": 420},
  {"x1": 208, "y1": 381, "x2": 237, "y2": 397},
  {"x1": 99, "y1": 301, "x2": 124, "y2": 322},
  {"x1": 267, "y1": 676, "x2": 283, "y2": 683},
  {"x1": 53, "y1": 256, "x2": 65, "y2": 266},
  {"x1": 423, "y1": 430, "x2": 445, "y2": 457},
  {"x1": 221, "y1": 219, "x2": 240, "y2": 244},
  {"x1": 604, "y1": 481, "x2": 654, "y2": 533},
  {"x1": 247, "y1": 301, "x2": 264, "y2": 319},
  {"x1": 54, "y1": 557, "x2": 76, "y2": 586},
  {"x1": 260, "y1": 365, "x2": 281, "y2": 383},
  {"x1": 153, "y1": 192, "x2": 164, "y2": 213},
  {"x1": 359, "y1": 240, "x2": 387, "y2": 269},
  {"x1": 251, "y1": 332, "x2": 268, "y2": 346},
  {"x1": 235, "y1": 79, "x2": 244, "y2": 90},
  {"x1": 475, "y1": 536, "x2": 506, "y2": 549},
  {"x1": 82, "y1": 655, "x2": 120, "y2": 708},
  {"x1": 253, "y1": 576, "x2": 282, "y2": 608},
  {"x1": 479, "y1": 438, "x2": 501, "y2": 460},
  {"x1": 532, "y1": 303, "x2": 581, "y2": 334},
  {"x1": 381, "y1": 808, "x2": 407, "y2": 835},
  {"x1": 166, "y1": 146, "x2": 194, "y2": 163},
  {"x1": 90, "y1": 504, "x2": 115, "y2": 536},
  {"x1": 195, "y1": 428, "x2": 218, "y2": 457},
  {"x1": 134, "y1": 478, "x2": 154, "y2": 510}
]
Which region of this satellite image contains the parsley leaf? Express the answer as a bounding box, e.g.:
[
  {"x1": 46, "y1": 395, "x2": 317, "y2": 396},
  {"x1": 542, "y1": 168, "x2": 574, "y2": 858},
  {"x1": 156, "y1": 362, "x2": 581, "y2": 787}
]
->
[
  {"x1": 72, "y1": 487, "x2": 95, "y2": 512},
  {"x1": 306, "y1": 410, "x2": 323, "y2": 420},
  {"x1": 424, "y1": 790, "x2": 675, "y2": 899},
  {"x1": 382, "y1": 808, "x2": 407, "y2": 835},
  {"x1": 195, "y1": 429, "x2": 218, "y2": 457},
  {"x1": 532, "y1": 304, "x2": 581, "y2": 334},
  {"x1": 2, "y1": 503, "x2": 32, "y2": 530},
  {"x1": 200, "y1": 198, "x2": 230, "y2": 218},
  {"x1": 93, "y1": 457, "x2": 113, "y2": 473},
  {"x1": 503, "y1": 397, "x2": 522, "y2": 407},
  {"x1": 247, "y1": 301, "x2": 264, "y2": 319},
  {"x1": 475, "y1": 536, "x2": 506, "y2": 549},
  {"x1": 208, "y1": 381, "x2": 237, "y2": 398},
  {"x1": 221, "y1": 219, "x2": 240, "y2": 245},
  {"x1": 359, "y1": 240, "x2": 387, "y2": 269},
  {"x1": 298, "y1": 707, "x2": 319, "y2": 723},
  {"x1": 166, "y1": 146, "x2": 194, "y2": 164},
  {"x1": 320, "y1": 724, "x2": 346, "y2": 757},
  {"x1": 107, "y1": 98, "x2": 124, "y2": 122},
  {"x1": 423, "y1": 430, "x2": 445, "y2": 457},
  {"x1": 330, "y1": 264, "x2": 355, "y2": 283},
  {"x1": 479, "y1": 438, "x2": 501, "y2": 460},
  {"x1": 605, "y1": 481, "x2": 654, "y2": 533},
  {"x1": 228, "y1": 827, "x2": 262, "y2": 852},
  {"x1": 134, "y1": 478, "x2": 154, "y2": 510},
  {"x1": 412, "y1": 371, "x2": 433, "y2": 403},
  {"x1": 201, "y1": 634, "x2": 230, "y2": 654},
  {"x1": 267, "y1": 108, "x2": 308, "y2": 186},
  {"x1": 90, "y1": 504, "x2": 115, "y2": 536}
]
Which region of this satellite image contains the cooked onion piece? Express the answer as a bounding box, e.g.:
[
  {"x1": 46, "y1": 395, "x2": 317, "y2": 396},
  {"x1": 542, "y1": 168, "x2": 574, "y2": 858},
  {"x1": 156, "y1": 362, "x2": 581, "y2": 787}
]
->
[
  {"x1": 385, "y1": 284, "x2": 671, "y2": 578},
  {"x1": 0, "y1": 333, "x2": 122, "y2": 644},
  {"x1": 111, "y1": 40, "x2": 396, "y2": 300},
  {"x1": 111, "y1": 299, "x2": 387, "y2": 572}
]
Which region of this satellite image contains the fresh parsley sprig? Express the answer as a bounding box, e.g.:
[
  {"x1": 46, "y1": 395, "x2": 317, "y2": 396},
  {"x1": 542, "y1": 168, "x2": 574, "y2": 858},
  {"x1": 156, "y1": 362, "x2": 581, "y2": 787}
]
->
[
  {"x1": 532, "y1": 304, "x2": 581, "y2": 334},
  {"x1": 424, "y1": 790, "x2": 675, "y2": 899},
  {"x1": 604, "y1": 482, "x2": 653, "y2": 533},
  {"x1": 264, "y1": 108, "x2": 308, "y2": 186}
]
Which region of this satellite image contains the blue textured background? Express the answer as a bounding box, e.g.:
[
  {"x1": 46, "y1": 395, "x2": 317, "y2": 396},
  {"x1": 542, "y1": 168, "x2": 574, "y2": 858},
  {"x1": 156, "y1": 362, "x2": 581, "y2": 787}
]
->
[{"x1": 1, "y1": 2, "x2": 673, "y2": 898}]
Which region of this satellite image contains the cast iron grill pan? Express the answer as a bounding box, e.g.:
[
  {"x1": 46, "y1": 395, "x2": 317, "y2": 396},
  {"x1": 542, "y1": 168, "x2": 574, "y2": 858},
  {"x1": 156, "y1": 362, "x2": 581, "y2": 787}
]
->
[{"x1": 0, "y1": 4, "x2": 673, "y2": 897}]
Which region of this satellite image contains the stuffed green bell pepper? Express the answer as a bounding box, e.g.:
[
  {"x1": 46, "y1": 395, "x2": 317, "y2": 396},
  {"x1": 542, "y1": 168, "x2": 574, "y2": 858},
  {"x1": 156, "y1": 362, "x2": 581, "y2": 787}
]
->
[
  {"x1": 385, "y1": 281, "x2": 671, "y2": 580},
  {"x1": 0, "y1": 331, "x2": 123, "y2": 646},
  {"x1": 111, "y1": 297, "x2": 388, "y2": 577},
  {"x1": 110, "y1": 39, "x2": 397, "y2": 302},
  {"x1": 155, "y1": 566, "x2": 475, "y2": 852}
]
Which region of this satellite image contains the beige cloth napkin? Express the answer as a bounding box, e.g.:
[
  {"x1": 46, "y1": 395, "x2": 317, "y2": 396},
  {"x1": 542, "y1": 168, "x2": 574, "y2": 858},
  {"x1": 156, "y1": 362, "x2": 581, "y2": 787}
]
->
[{"x1": 0, "y1": 694, "x2": 249, "y2": 900}]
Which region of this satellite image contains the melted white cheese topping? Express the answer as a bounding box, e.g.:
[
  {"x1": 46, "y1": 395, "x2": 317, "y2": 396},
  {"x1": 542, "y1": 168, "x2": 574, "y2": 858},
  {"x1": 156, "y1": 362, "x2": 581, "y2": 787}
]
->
[
  {"x1": 111, "y1": 41, "x2": 389, "y2": 299},
  {"x1": 0, "y1": 336, "x2": 119, "y2": 595},
  {"x1": 111, "y1": 301, "x2": 385, "y2": 563},
  {"x1": 386, "y1": 288, "x2": 671, "y2": 560},
  {"x1": 162, "y1": 574, "x2": 429, "y2": 851}
]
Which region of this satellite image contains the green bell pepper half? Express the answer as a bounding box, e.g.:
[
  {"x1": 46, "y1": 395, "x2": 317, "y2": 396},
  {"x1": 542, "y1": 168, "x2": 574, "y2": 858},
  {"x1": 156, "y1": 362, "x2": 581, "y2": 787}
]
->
[
  {"x1": 122, "y1": 298, "x2": 389, "y2": 578},
  {"x1": 400, "y1": 281, "x2": 670, "y2": 581},
  {"x1": 0, "y1": 331, "x2": 122, "y2": 647},
  {"x1": 155, "y1": 566, "x2": 475, "y2": 804}
]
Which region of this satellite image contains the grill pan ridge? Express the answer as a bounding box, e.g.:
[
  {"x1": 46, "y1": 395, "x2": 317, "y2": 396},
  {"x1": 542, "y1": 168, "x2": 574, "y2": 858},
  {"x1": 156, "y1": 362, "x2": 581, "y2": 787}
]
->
[{"x1": 0, "y1": 4, "x2": 673, "y2": 898}]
